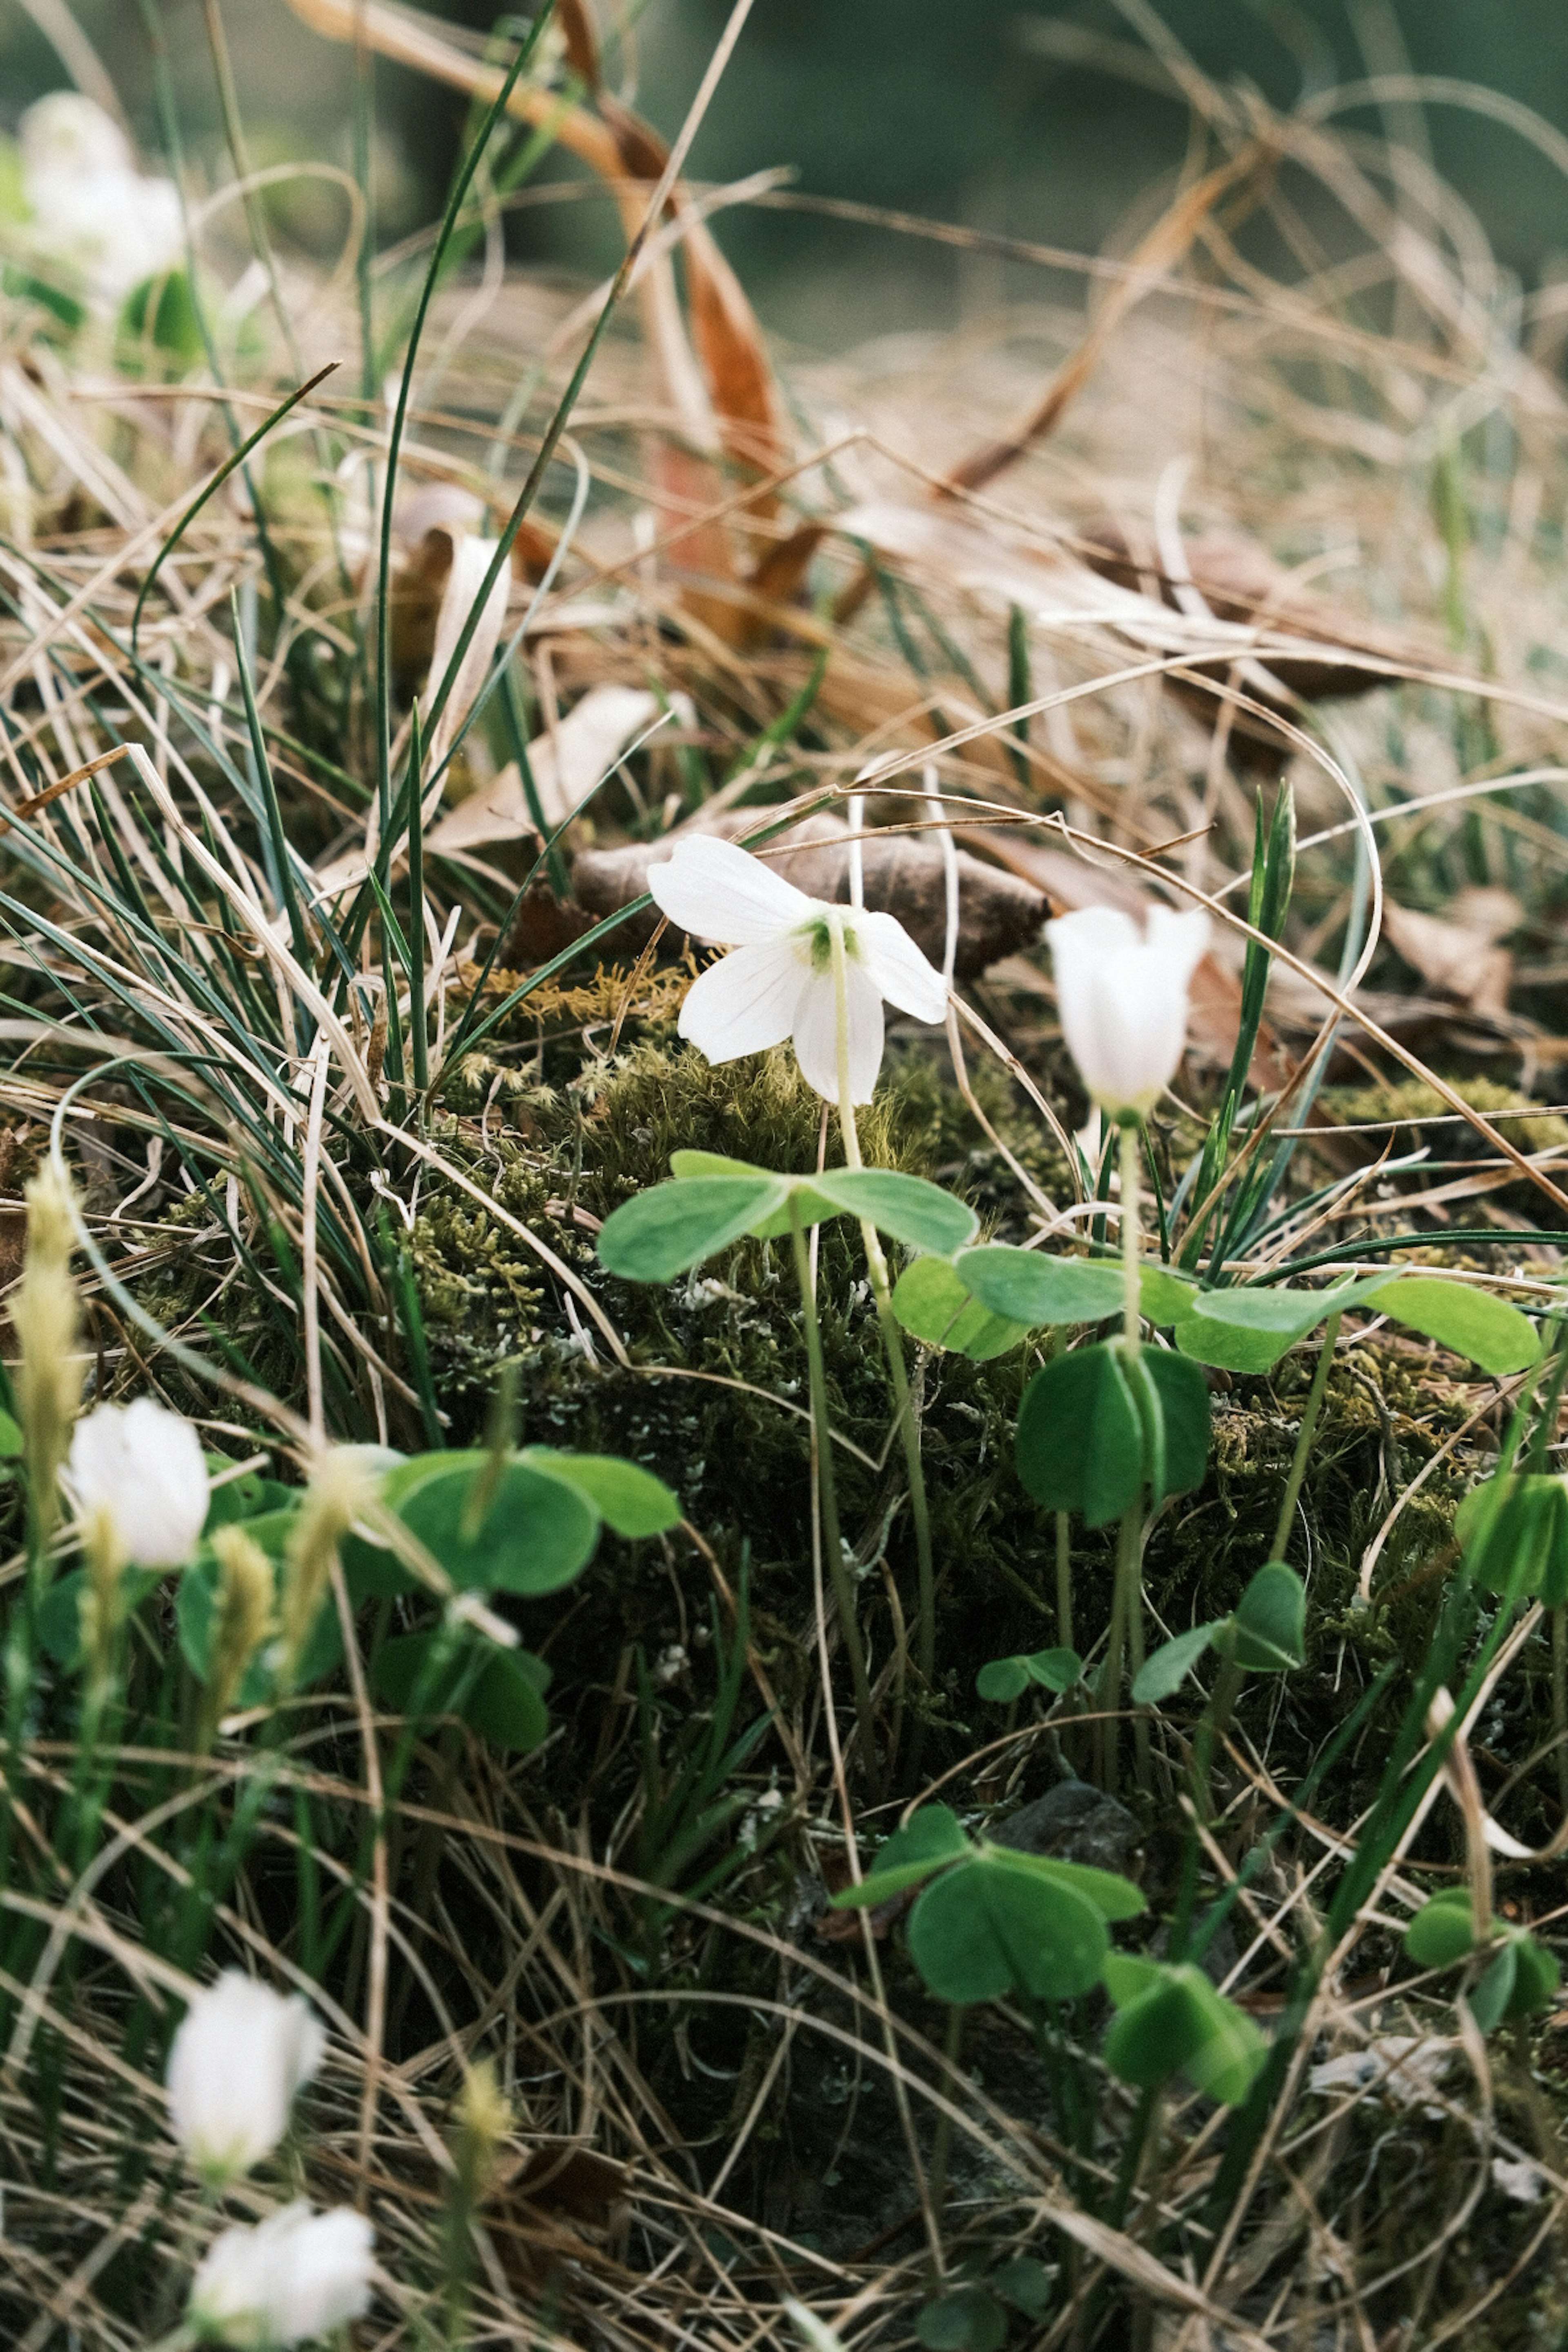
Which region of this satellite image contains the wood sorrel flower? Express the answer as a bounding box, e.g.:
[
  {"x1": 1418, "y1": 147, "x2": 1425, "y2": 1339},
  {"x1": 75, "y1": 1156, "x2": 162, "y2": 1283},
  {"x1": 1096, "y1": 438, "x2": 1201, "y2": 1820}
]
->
[
  {"x1": 1046, "y1": 904, "x2": 1212, "y2": 1118},
  {"x1": 189, "y1": 2203, "x2": 374, "y2": 2347},
  {"x1": 647, "y1": 835, "x2": 947, "y2": 1104},
  {"x1": 19, "y1": 94, "x2": 183, "y2": 311},
  {"x1": 166, "y1": 1972, "x2": 325, "y2": 2185},
  {"x1": 65, "y1": 1398, "x2": 209, "y2": 1571}
]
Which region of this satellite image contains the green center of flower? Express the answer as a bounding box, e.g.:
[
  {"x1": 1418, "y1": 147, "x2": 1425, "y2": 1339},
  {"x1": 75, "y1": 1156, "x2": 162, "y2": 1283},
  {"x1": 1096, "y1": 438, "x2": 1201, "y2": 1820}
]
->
[{"x1": 801, "y1": 906, "x2": 860, "y2": 971}]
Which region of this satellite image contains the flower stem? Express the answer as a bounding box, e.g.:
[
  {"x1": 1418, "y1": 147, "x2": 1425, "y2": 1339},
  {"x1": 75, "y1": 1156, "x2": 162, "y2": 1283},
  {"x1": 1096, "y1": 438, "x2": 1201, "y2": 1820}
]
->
[
  {"x1": 1097, "y1": 1502, "x2": 1143, "y2": 1793},
  {"x1": 1191, "y1": 1635, "x2": 1245, "y2": 1823},
  {"x1": 1098, "y1": 1116, "x2": 1149, "y2": 1793},
  {"x1": 828, "y1": 913, "x2": 938, "y2": 1740},
  {"x1": 1270, "y1": 1310, "x2": 1341, "y2": 1561},
  {"x1": 1120, "y1": 1115, "x2": 1141, "y2": 1345},
  {"x1": 789, "y1": 1194, "x2": 882, "y2": 1798}
]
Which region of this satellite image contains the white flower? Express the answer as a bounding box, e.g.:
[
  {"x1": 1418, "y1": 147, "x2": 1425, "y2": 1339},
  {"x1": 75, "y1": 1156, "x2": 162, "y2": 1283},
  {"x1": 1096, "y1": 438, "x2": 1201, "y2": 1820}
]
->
[
  {"x1": 647, "y1": 835, "x2": 947, "y2": 1105},
  {"x1": 1046, "y1": 903, "x2": 1211, "y2": 1118},
  {"x1": 19, "y1": 93, "x2": 183, "y2": 310},
  {"x1": 66, "y1": 1397, "x2": 209, "y2": 1569},
  {"x1": 166, "y1": 1972, "x2": 325, "y2": 2185},
  {"x1": 189, "y1": 2203, "x2": 374, "y2": 2347}
]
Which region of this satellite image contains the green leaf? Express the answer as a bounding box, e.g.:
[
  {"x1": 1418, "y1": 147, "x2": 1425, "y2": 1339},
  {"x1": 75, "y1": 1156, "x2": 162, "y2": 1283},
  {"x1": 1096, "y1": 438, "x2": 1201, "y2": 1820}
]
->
[
  {"x1": 1176, "y1": 1271, "x2": 1542, "y2": 1378},
  {"x1": 976, "y1": 1655, "x2": 1032, "y2": 1702},
  {"x1": 1467, "y1": 1942, "x2": 1520, "y2": 2036},
  {"x1": 1404, "y1": 1887, "x2": 1483, "y2": 1969},
  {"x1": 977, "y1": 1645, "x2": 1084, "y2": 1702},
  {"x1": 597, "y1": 1173, "x2": 787, "y2": 1281},
  {"x1": 1455, "y1": 1473, "x2": 1568, "y2": 1604},
  {"x1": 1501, "y1": 1930, "x2": 1559, "y2": 2021},
  {"x1": 1132, "y1": 1621, "x2": 1218, "y2": 1703},
  {"x1": 389, "y1": 1452, "x2": 601, "y2": 1595},
  {"x1": 373, "y1": 1628, "x2": 550, "y2": 1753},
  {"x1": 987, "y1": 2258, "x2": 1053, "y2": 2319},
  {"x1": 1366, "y1": 1273, "x2": 1541, "y2": 1376},
  {"x1": 906, "y1": 1847, "x2": 1111, "y2": 2002},
  {"x1": 830, "y1": 1803, "x2": 970, "y2": 1907},
  {"x1": 1015, "y1": 1342, "x2": 1143, "y2": 1527},
  {"x1": 1102, "y1": 1957, "x2": 1268, "y2": 2105},
  {"x1": 521, "y1": 1449, "x2": 680, "y2": 1538},
  {"x1": 1142, "y1": 1349, "x2": 1213, "y2": 1499},
  {"x1": 1174, "y1": 1284, "x2": 1345, "y2": 1373},
  {"x1": 668, "y1": 1151, "x2": 838, "y2": 1235},
  {"x1": 1140, "y1": 1264, "x2": 1200, "y2": 1326},
  {"x1": 810, "y1": 1168, "x2": 978, "y2": 1255},
  {"x1": 0, "y1": 1408, "x2": 22, "y2": 1458},
  {"x1": 1232, "y1": 1562, "x2": 1306, "y2": 1671},
  {"x1": 892, "y1": 1255, "x2": 1030, "y2": 1361},
  {"x1": 1015, "y1": 1342, "x2": 1208, "y2": 1527},
  {"x1": 1464, "y1": 1933, "x2": 1557, "y2": 2032},
  {"x1": 202, "y1": 1465, "x2": 298, "y2": 1533},
  {"x1": 1405, "y1": 1891, "x2": 1559, "y2": 2030},
  {"x1": 915, "y1": 2292, "x2": 1007, "y2": 2352},
  {"x1": 987, "y1": 1846, "x2": 1145, "y2": 1922},
  {"x1": 957, "y1": 1245, "x2": 1124, "y2": 1329},
  {"x1": 37, "y1": 1568, "x2": 161, "y2": 1672}
]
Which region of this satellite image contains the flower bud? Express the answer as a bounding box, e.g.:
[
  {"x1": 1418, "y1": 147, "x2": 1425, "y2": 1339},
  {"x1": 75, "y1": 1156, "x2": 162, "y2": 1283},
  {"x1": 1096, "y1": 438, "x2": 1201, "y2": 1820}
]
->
[
  {"x1": 12, "y1": 1166, "x2": 84, "y2": 1548},
  {"x1": 166, "y1": 1971, "x2": 325, "y2": 2185},
  {"x1": 78, "y1": 1503, "x2": 127, "y2": 1699},
  {"x1": 66, "y1": 1397, "x2": 209, "y2": 1570},
  {"x1": 278, "y1": 1449, "x2": 378, "y2": 1683},
  {"x1": 188, "y1": 2202, "x2": 373, "y2": 2347},
  {"x1": 199, "y1": 1525, "x2": 276, "y2": 1742},
  {"x1": 452, "y1": 2058, "x2": 513, "y2": 2207},
  {"x1": 1046, "y1": 904, "x2": 1212, "y2": 1119}
]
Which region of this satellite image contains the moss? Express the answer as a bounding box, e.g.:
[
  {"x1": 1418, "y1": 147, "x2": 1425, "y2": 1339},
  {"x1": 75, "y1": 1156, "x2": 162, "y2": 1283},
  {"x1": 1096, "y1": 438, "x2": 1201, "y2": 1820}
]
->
[
  {"x1": 1321, "y1": 1074, "x2": 1568, "y2": 1164},
  {"x1": 122, "y1": 960, "x2": 1513, "y2": 1809}
]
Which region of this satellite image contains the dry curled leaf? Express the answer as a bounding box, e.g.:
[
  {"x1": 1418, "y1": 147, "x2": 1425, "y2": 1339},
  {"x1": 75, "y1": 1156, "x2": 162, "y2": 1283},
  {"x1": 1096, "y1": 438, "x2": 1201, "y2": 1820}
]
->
[
  {"x1": 426, "y1": 685, "x2": 670, "y2": 851},
  {"x1": 1380, "y1": 887, "x2": 1519, "y2": 1022},
  {"x1": 1078, "y1": 520, "x2": 1440, "y2": 764}
]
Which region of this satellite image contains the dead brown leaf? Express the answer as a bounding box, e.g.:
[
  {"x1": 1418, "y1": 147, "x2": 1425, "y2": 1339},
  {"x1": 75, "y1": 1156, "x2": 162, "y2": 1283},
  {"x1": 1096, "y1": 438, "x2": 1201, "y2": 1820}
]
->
[{"x1": 1380, "y1": 887, "x2": 1520, "y2": 1021}]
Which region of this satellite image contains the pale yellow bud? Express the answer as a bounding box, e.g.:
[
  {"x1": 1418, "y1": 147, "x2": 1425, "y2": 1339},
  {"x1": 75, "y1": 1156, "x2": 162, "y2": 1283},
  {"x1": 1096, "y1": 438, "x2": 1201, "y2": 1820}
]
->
[
  {"x1": 77, "y1": 1501, "x2": 127, "y2": 1698},
  {"x1": 278, "y1": 1450, "x2": 377, "y2": 1681},
  {"x1": 200, "y1": 1525, "x2": 276, "y2": 1741},
  {"x1": 453, "y1": 2058, "x2": 512, "y2": 2206},
  {"x1": 12, "y1": 1166, "x2": 84, "y2": 1548}
]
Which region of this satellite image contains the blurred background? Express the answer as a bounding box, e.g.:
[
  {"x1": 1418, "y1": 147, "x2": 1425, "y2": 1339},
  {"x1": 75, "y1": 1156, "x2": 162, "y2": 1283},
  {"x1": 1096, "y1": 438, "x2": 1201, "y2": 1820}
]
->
[{"x1": 4, "y1": 0, "x2": 1568, "y2": 349}]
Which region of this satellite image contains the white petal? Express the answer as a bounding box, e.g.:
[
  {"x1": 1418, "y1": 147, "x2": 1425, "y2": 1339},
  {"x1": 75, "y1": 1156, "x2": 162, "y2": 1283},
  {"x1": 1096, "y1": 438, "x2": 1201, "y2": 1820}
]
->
[
  {"x1": 648, "y1": 835, "x2": 814, "y2": 947},
  {"x1": 677, "y1": 938, "x2": 808, "y2": 1065},
  {"x1": 1143, "y1": 904, "x2": 1212, "y2": 985},
  {"x1": 66, "y1": 1399, "x2": 209, "y2": 1570},
  {"x1": 792, "y1": 963, "x2": 885, "y2": 1105},
  {"x1": 853, "y1": 909, "x2": 948, "y2": 1023},
  {"x1": 1047, "y1": 903, "x2": 1209, "y2": 1115}
]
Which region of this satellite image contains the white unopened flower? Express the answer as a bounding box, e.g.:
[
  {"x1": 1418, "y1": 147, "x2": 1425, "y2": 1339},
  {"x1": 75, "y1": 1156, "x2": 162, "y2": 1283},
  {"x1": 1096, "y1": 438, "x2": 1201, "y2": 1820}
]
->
[
  {"x1": 166, "y1": 1972, "x2": 325, "y2": 2185},
  {"x1": 66, "y1": 1398, "x2": 209, "y2": 1569},
  {"x1": 647, "y1": 835, "x2": 947, "y2": 1104},
  {"x1": 1046, "y1": 903, "x2": 1211, "y2": 1118},
  {"x1": 189, "y1": 2203, "x2": 374, "y2": 2347},
  {"x1": 19, "y1": 93, "x2": 183, "y2": 309}
]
